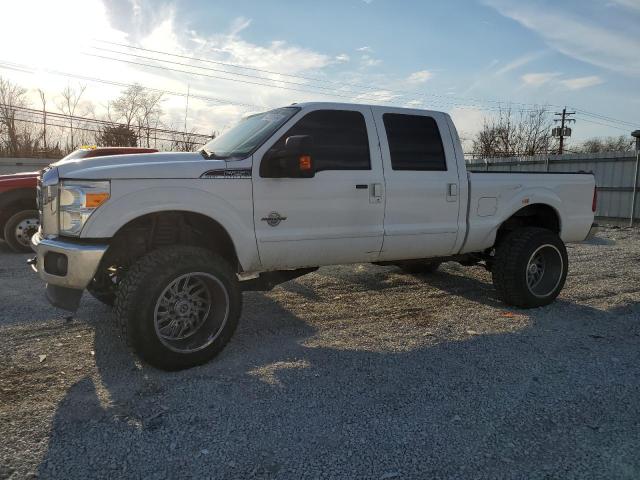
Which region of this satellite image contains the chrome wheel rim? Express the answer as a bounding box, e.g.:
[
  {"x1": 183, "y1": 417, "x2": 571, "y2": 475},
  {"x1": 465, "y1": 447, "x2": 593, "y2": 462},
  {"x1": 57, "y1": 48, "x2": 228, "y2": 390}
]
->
[
  {"x1": 14, "y1": 216, "x2": 40, "y2": 247},
  {"x1": 526, "y1": 244, "x2": 563, "y2": 298},
  {"x1": 153, "y1": 272, "x2": 229, "y2": 353}
]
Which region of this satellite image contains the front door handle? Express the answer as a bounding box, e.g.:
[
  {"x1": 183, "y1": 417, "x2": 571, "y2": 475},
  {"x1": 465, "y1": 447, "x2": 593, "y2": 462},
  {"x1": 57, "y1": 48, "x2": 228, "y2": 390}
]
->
[
  {"x1": 370, "y1": 183, "x2": 383, "y2": 204},
  {"x1": 355, "y1": 184, "x2": 368, "y2": 189}
]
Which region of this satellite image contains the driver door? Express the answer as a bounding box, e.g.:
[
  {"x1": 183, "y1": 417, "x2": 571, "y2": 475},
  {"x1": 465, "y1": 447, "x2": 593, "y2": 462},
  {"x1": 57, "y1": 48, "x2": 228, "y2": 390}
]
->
[{"x1": 252, "y1": 106, "x2": 385, "y2": 270}]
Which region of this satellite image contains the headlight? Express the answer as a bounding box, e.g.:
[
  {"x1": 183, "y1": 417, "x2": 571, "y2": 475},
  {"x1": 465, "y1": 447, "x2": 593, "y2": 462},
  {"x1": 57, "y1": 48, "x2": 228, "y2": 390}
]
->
[{"x1": 58, "y1": 180, "x2": 110, "y2": 236}]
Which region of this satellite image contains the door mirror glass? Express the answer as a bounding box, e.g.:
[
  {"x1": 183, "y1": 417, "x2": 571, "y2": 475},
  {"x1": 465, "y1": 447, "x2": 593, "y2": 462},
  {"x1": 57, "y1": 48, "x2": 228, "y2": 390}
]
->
[{"x1": 260, "y1": 135, "x2": 315, "y2": 178}]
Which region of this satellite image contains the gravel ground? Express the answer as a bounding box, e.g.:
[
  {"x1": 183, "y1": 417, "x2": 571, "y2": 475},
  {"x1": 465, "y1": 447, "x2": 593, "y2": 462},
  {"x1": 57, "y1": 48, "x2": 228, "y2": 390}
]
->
[{"x1": 1, "y1": 227, "x2": 639, "y2": 480}]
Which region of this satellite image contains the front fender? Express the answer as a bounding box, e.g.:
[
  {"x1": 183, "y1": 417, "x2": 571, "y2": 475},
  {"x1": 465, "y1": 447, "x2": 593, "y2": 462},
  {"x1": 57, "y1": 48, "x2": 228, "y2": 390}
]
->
[{"x1": 80, "y1": 181, "x2": 260, "y2": 271}]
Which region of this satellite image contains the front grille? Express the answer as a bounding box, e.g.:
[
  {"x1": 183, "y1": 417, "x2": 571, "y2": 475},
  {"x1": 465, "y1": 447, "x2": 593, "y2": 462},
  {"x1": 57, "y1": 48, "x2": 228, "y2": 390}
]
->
[
  {"x1": 39, "y1": 166, "x2": 58, "y2": 237},
  {"x1": 36, "y1": 172, "x2": 43, "y2": 227}
]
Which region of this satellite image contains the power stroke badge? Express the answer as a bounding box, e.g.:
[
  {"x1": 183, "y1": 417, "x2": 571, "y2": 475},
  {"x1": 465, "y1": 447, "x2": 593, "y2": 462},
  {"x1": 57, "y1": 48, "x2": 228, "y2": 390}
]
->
[{"x1": 261, "y1": 212, "x2": 287, "y2": 227}]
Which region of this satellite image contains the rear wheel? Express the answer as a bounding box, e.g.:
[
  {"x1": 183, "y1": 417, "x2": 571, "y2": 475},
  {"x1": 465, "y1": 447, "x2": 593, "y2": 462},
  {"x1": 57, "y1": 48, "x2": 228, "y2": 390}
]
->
[
  {"x1": 3, "y1": 209, "x2": 39, "y2": 253},
  {"x1": 114, "y1": 246, "x2": 241, "y2": 370},
  {"x1": 492, "y1": 227, "x2": 567, "y2": 308}
]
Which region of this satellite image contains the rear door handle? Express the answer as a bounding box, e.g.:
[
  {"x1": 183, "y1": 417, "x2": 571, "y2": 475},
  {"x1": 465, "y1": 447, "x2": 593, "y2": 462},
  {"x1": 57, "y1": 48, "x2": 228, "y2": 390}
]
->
[
  {"x1": 355, "y1": 184, "x2": 368, "y2": 189},
  {"x1": 447, "y1": 183, "x2": 458, "y2": 202}
]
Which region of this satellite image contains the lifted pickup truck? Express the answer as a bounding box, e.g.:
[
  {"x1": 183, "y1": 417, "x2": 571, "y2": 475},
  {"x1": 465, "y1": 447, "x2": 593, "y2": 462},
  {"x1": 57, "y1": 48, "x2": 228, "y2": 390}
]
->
[{"x1": 31, "y1": 102, "x2": 596, "y2": 370}]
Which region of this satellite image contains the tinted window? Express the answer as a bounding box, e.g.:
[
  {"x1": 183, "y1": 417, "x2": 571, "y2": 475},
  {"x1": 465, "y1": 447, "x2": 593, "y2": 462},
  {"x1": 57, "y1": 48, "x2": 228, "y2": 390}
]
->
[
  {"x1": 383, "y1": 114, "x2": 446, "y2": 171},
  {"x1": 202, "y1": 107, "x2": 299, "y2": 159},
  {"x1": 269, "y1": 110, "x2": 370, "y2": 171}
]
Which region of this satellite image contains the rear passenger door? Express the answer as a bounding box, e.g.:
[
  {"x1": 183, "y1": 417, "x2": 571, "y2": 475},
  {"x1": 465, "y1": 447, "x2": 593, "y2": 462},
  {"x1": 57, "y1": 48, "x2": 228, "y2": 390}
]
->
[{"x1": 372, "y1": 107, "x2": 462, "y2": 260}]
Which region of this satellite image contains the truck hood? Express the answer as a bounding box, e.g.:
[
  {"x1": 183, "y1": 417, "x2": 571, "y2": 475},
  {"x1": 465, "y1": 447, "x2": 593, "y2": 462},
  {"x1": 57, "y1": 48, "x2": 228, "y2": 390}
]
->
[
  {"x1": 53, "y1": 151, "x2": 226, "y2": 180},
  {"x1": 0, "y1": 171, "x2": 38, "y2": 188}
]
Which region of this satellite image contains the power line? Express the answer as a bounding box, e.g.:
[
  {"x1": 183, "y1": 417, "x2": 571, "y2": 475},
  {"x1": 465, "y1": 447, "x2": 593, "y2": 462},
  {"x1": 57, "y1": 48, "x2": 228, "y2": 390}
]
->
[
  {"x1": 575, "y1": 116, "x2": 633, "y2": 133},
  {"x1": 11, "y1": 114, "x2": 207, "y2": 145},
  {"x1": 94, "y1": 39, "x2": 381, "y2": 90},
  {"x1": 83, "y1": 51, "x2": 549, "y2": 112},
  {"x1": 91, "y1": 43, "x2": 640, "y2": 127},
  {"x1": 1, "y1": 103, "x2": 212, "y2": 138},
  {"x1": 572, "y1": 109, "x2": 637, "y2": 128},
  {"x1": 92, "y1": 39, "x2": 562, "y2": 112},
  {"x1": 0, "y1": 60, "x2": 264, "y2": 110},
  {"x1": 3, "y1": 54, "x2": 636, "y2": 136}
]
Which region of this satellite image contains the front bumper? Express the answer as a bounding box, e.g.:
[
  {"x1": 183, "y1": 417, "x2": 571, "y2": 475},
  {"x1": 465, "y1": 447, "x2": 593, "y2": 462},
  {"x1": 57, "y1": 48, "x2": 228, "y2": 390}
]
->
[{"x1": 30, "y1": 232, "x2": 108, "y2": 310}]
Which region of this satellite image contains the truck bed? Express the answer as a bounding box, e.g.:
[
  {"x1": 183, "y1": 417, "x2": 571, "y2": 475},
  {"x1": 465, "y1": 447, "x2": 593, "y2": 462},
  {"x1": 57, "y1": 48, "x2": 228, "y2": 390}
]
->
[{"x1": 461, "y1": 171, "x2": 596, "y2": 253}]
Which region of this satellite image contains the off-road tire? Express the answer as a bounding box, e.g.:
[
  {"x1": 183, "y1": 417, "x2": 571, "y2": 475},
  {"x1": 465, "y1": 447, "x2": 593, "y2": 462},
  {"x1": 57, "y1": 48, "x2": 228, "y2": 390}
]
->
[
  {"x1": 3, "y1": 209, "x2": 39, "y2": 253},
  {"x1": 492, "y1": 227, "x2": 568, "y2": 308},
  {"x1": 397, "y1": 260, "x2": 442, "y2": 274},
  {"x1": 86, "y1": 280, "x2": 116, "y2": 307},
  {"x1": 114, "y1": 246, "x2": 242, "y2": 370}
]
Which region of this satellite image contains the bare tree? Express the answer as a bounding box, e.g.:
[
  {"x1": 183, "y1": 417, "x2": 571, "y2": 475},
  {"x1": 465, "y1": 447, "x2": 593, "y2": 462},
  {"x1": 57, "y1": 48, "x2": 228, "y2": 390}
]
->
[
  {"x1": 137, "y1": 90, "x2": 164, "y2": 147},
  {"x1": 169, "y1": 129, "x2": 206, "y2": 152},
  {"x1": 579, "y1": 135, "x2": 633, "y2": 153},
  {"x1": 38, "y1": 89, "x2": 48, "y2": 153},
  {"x1": 0, "y1": 76, "x2": 29, "y2": 156},
  {"x1": 110, "y1": 84, "x2": 145, "y2": 129},
  {"x1": 58, "y1": 83, "x2": 87, "y2": 150},
  {"x1": 96, "y1": 124, "x2": 138, "y2": 147},
  {"x1": 472, "y1": 106, "x2": 555, "y2": 158}
]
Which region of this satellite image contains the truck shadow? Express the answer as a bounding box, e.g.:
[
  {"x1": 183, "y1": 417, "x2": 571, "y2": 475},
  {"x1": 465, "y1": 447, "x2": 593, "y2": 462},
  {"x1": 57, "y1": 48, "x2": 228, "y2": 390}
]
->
[{"x1": 37, "y1": 279, "x2": 640, "y2": 479}]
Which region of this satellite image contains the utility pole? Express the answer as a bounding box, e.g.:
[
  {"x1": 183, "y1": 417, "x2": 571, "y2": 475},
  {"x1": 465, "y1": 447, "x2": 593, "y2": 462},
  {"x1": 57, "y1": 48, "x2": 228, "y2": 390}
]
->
[
  {"x1": 183, "y1": 84, "x2": 190, "y2": 133},
  {"x1": 553, "y1": 107, "x2": 576, "y2": 154},
  {"x1": 631, "y1": 130, "x2": 640, "y2": 227}
]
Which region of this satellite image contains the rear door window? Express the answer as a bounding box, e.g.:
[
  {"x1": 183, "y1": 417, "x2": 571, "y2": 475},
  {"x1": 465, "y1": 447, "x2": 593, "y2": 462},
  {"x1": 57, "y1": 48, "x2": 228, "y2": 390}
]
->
[{"x1": 383, "y1": 113, "x2": 447, "y2": 171}]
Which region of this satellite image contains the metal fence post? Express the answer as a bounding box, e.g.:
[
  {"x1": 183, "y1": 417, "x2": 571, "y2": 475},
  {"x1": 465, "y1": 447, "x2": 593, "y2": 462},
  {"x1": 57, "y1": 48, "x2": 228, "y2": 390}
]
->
[{"x1": 631, "y1": 131, "x2": 640, "y2": 227}]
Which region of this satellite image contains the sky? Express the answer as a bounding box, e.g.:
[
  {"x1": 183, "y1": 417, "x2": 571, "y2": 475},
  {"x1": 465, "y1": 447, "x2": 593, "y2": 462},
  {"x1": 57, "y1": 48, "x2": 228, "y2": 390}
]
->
[{"x1": 0, "y1": 0, "x2": 638, "y2": 149}]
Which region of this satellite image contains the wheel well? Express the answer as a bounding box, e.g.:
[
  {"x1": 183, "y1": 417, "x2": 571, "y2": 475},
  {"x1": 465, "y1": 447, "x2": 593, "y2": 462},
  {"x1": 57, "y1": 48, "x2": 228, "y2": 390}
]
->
[
  {"x1": 0, "y1": 191, "x2": 37, "y2": 233},
  {"x1": 103, "y1": 211, "x2": 240, "y2": 273},
  {"x1": 495, "y1": 204, "x2": 560, "y2": 247}
]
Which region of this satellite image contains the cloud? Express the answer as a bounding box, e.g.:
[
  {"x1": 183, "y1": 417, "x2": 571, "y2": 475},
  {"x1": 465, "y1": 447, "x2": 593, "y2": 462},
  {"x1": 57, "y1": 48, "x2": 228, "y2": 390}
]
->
[
  {"x1": 483, "y1": 0, "x2": 640, "y2": 77},
  {"x1": 356, "y1": 46, "x2": 372, "y2": 53},
  {"x1": 448, "y1": 107, "x2": 488, "y2": 149},
  {"x1": 521, "y1": 72, "x2": 561, "y2": 87},
  {"x1": 228, "y1": 17, "x2": 252, "y2": 36},
  {"x1": 607, "y1": 0, "x2": 640, "y2": 11},
  {"x1": 407, "y1": 70, "x2": 433, "y2": 83},
  {"x1": 560, "y1": 75, "x2": 604, "y2": 90},
  {"x1": 352, "y1": 90, "x2": 398, "y2": 103},
  {"x1": 495, "y1": 51, "x2": 544, "y2": 76},
  {"x1": 0, "y1": 0, "x2": 342, "y2": 138},
  {"x1": 361, "y1": 55, "x2": 382, "y2": 67},
  {"x1": 335, "y1": 53, "x2": 350, "y2": 63}
]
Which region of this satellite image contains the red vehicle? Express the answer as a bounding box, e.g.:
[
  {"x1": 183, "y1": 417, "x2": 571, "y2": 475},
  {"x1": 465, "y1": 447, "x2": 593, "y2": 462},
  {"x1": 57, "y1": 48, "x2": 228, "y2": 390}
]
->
[{"x1": 0, "y1": 147, "x2": 158, "y2": 252}]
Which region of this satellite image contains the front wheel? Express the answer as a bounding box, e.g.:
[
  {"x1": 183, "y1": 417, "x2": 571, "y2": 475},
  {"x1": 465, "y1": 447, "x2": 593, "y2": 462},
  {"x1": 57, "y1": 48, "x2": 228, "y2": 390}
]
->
[
  {"x1": 114, "y1": 246, "x2": 242, "y2": 370},
  {"x1": 3, "y1": 209, "x2": 39, "y2": 253},
  {"x1": 492, "y1": 227, "x2": 568, "y2": 308}
]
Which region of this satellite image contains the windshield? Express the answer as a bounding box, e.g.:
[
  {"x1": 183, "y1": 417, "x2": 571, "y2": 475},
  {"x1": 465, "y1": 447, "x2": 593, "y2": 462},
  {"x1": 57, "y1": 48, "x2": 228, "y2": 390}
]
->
[{"x1": 201, "y1": 107, "x2": 299, "y2": 160}]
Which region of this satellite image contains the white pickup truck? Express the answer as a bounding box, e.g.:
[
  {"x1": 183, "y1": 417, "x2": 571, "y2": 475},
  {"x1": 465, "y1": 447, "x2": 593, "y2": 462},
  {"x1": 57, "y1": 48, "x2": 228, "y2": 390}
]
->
[{"x1": 31, "y1": 102, "x2": 597, "y2": 370}]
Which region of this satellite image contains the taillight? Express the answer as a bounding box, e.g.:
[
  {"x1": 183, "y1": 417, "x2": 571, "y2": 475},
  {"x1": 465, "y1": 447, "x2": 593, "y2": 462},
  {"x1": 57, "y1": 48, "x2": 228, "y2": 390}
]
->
[{"x1": 592, "y1": 187, "x2": 597, "y2": 213}]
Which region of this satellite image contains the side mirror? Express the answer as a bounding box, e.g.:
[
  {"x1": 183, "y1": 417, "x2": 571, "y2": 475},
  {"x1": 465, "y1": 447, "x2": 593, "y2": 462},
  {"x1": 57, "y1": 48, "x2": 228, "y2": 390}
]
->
[{"x1": 261, "y1": 135, "x2": 315, "y2": 178}]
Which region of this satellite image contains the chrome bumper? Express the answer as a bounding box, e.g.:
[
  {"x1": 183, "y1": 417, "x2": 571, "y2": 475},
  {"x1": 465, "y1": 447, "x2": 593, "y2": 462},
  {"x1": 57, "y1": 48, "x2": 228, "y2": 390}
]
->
[{"x1": 30, "y1": 232, "x2": 108, "y2": 290}]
